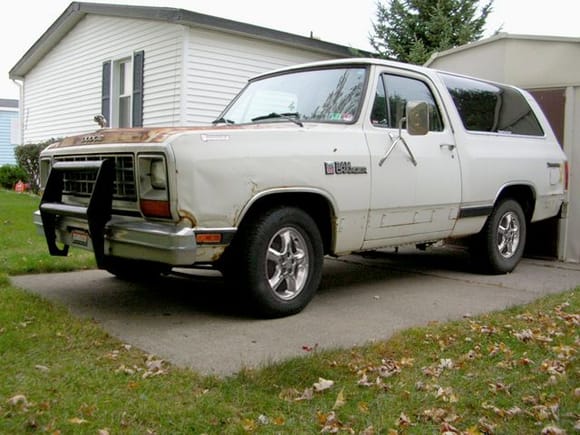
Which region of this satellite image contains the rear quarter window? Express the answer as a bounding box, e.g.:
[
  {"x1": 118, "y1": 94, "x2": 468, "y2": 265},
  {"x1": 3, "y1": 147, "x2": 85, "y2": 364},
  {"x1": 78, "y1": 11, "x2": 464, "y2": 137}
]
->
[{"x1": 441, "y1": 74, "x2": 544, "y2": 136}]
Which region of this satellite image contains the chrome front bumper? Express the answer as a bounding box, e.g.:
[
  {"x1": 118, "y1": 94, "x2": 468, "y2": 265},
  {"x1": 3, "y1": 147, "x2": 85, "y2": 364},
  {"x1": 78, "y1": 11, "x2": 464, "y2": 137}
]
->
[{"x1": 34, "y1": 211, "x2": 202, "y2": 265}]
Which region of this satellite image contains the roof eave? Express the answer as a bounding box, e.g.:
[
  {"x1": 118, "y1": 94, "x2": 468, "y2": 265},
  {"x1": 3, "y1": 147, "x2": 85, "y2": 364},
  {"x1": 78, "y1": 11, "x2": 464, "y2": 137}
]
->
[{"x1": 10, "y1": 1, "x2": 367, "y2": 79}]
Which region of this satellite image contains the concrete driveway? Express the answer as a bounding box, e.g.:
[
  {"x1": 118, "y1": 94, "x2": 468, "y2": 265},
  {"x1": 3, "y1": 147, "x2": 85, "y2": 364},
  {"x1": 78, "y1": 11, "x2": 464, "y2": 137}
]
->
[{"x1": 11, "y1": 247, "x2": 580, "y2": 376}]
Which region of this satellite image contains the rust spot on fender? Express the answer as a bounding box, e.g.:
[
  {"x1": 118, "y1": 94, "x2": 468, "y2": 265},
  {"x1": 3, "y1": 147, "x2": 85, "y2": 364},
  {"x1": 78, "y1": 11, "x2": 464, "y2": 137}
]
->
[{"x1": 178, "y1": 210, "x2": 197, "y2": 227}]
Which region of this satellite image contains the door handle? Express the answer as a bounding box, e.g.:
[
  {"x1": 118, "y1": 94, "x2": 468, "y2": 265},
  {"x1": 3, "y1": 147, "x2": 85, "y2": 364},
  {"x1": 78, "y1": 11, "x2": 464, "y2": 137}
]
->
[{"x1": 440, "y1": 143, "x2": 456, "y2": 151}]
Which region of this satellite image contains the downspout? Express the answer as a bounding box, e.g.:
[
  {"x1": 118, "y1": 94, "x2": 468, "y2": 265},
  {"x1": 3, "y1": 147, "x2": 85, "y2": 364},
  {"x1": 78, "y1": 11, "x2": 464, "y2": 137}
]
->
[{"x1": 11, "y1": 79, "x2": 24, "y2": 145}]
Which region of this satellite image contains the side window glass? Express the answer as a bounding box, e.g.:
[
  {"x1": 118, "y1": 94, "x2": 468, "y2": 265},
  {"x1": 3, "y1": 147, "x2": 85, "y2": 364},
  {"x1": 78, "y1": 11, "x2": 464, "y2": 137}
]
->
[
  {"x1": 371, "y1": 74, "x2": 443, "y2": 131},
  {"x1": 371, "y1": 76, "x2": 389, "y2": 126},
  {"x1": 441, "y1": 74, "x2": 544, "y2": 136}
]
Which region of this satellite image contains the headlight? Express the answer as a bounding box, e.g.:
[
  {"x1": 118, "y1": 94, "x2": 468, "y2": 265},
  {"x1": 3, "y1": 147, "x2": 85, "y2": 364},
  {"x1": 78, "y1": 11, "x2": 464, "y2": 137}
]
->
[
  {"x1": 138, "y1": 154, "x2": 171, "y2": 219},
  {"x1": 150, "y1": 159, "x2": 167, "y2": 190}
]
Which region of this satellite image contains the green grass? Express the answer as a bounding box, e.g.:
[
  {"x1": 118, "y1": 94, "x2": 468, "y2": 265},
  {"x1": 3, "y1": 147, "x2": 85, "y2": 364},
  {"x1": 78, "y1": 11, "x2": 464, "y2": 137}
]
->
[
  {"x1": 0, "y1": 189, "x2": 95, "y2": 274},
  {"x1": 0, "y1": 189, "x2": 578, "y2": 433}
]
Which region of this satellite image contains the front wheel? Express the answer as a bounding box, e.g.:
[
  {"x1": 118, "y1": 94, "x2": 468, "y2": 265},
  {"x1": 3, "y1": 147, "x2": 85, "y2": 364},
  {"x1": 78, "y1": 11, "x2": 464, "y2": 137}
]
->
[
  {"x1": 227, "y1": 206, "x2": 324, "y2": 318},
  {"x1": 474, "y1": 199, "x2": 527, "y2": 274}
]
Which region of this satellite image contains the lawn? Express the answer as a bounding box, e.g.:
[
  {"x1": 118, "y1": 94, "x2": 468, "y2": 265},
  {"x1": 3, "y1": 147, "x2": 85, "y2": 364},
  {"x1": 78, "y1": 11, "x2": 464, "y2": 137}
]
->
[
  {"x1": 0, "y1": 189, "x2": 95, "y2": 275},
  {"x1": 1, "y1": 189, "x2": 578, "y2": 433}
]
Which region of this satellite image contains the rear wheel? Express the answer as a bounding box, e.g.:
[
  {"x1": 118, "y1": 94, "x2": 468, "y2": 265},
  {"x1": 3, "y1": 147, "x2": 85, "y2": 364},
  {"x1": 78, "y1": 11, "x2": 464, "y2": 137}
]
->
[
  {"x1": 474, "y1": 199, "x2": 526, "y2": 274},
  {"x1": 226, "y1": 206, "x2": 323, "y2": 318}
]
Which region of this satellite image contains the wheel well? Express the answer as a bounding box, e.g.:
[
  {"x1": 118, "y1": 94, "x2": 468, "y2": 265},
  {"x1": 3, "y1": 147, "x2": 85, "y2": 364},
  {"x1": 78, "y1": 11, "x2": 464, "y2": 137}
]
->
[
  {"x1": 237, "y1": 193, "x2": 334, "y2": 255},
  {"x1": 496, "y1": 185, "x2": 535, "y2": 221}
]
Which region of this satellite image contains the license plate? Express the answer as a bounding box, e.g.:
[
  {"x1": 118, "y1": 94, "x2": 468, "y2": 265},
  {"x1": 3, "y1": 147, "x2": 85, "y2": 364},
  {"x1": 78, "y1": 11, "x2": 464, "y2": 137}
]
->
[{"x1": 71, "y1": 229, "x2": 89, "y2": 247}]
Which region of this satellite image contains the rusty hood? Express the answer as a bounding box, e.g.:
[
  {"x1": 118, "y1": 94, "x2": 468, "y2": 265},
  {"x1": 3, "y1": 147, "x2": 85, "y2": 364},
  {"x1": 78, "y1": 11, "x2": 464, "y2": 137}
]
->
[
  {"x1": 49, "y1": 124, "x2": 287, "y2": 149},
  {"x1": 51, "y1": 126, "x2": 218, "y2": 148}
]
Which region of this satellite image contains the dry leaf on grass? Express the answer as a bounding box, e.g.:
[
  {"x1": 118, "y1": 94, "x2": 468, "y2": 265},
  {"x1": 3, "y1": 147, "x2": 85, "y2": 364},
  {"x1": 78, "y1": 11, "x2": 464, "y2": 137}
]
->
[{"x1": 313, "y1": 377, "x2": 334, "y2": 392}]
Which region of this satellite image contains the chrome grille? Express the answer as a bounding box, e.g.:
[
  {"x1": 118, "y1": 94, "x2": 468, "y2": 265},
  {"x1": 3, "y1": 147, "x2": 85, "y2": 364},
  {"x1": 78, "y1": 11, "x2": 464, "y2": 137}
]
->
[{"x1": 54, "y1": 154, "x2": 136, "y2": 201}]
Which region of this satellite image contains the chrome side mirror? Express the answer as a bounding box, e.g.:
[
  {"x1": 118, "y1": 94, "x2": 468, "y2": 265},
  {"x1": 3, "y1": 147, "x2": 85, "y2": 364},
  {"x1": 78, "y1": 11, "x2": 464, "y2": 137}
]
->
[{"x1": 406, "y1": 101, "x2": 429, "y2": 136}]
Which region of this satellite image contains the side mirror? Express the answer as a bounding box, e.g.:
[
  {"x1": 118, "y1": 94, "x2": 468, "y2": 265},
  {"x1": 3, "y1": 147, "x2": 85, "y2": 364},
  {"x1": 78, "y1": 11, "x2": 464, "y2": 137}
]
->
[{"x1": 406, "y1": 101, "x2": 429, "y2": 136}]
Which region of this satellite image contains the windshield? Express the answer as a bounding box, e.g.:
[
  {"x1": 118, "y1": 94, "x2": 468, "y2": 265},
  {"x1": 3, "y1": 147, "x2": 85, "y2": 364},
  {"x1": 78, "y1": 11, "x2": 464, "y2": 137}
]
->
[{"x1": 220, "y1": 67, "x2": 368, "y2": 125}]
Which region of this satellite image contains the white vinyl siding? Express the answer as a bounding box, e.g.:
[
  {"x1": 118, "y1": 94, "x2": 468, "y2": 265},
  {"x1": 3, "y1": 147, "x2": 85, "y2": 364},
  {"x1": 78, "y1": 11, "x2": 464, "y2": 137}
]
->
[
  {"x1": 21, "y1": 14, "x2": 344, "y2": 142},
  {"x1": 0, "y1": 110, "x2": 19, "y2": 164},
  {"x1": 184, "y1": 28, "x2": 336, "y2": 125},
  {"x1": 23, "y1": 16, "x2": 183, "y2": 143}
]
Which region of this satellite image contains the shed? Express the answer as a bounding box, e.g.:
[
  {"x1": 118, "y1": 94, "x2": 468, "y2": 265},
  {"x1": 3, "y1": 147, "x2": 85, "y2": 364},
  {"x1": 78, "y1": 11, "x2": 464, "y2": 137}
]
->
[
  {"x1": 9, "y1": 2, "x2": 360, "y2": 144},
  {"x1": 0, "y1": 99, "x2": 19, "y2": 165},
  {"x1": 426, "y1": 33, "x2": 580, "y2": 263}
]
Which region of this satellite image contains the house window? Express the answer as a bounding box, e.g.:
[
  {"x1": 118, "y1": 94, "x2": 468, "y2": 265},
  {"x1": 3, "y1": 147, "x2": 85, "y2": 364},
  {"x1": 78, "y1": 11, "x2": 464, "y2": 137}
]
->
[{"x1": 101, "y1": 51, "x2": 144, "y2": 128}]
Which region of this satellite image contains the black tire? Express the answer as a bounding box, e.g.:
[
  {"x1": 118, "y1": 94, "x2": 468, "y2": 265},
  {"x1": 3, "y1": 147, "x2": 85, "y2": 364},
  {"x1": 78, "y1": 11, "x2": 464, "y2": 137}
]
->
[
  {"x1": 103, "y1": 257, "x2": 170, "y2": 281},
  {"x1": 226, "y1": 206, "x2": 324, "y2": 318},
  {"x1": 474, "y1": 199, "x2": 527, "y2": 274}
]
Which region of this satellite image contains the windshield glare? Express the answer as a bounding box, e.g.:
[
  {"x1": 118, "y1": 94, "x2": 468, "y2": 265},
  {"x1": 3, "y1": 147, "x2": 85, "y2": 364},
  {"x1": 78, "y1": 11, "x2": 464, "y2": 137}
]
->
[{"x1": 222, "y1": 67, "x2": 367, "y2": 124}]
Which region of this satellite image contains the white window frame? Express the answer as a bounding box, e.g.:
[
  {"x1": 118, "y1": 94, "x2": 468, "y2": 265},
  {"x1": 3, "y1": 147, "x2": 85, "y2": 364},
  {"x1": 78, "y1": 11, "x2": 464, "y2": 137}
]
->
[{"x1": 111, "y1": 56, "x2": 133, "y2": 128}]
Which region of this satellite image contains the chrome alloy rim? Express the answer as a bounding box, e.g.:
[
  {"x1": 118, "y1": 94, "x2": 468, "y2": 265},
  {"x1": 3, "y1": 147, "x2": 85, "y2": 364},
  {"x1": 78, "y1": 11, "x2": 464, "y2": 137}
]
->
[
  {"x1": 265, "y1": 227, "x2": 309, "y2": 300},
  {"x1": 497, "y1": 211, "x2": 521, "y2": 259}
]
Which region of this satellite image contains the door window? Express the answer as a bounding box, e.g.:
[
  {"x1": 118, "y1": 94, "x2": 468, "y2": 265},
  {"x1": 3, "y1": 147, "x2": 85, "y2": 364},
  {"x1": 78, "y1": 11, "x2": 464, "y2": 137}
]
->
[{"x1": 371, "y1": 74, "x2": 443, "y2": 131}]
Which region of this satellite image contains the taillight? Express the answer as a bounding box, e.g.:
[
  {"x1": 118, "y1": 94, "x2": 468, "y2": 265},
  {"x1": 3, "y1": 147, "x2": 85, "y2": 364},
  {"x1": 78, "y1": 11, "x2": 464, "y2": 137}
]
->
[{"x1": 564, "y1": 161, "x2": 569, "y2": 191}]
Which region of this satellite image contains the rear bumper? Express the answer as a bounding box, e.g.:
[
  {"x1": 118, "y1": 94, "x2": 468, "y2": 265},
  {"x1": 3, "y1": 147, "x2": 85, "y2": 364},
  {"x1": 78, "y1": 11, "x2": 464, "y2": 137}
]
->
[{"x1": 33, "y1": 211, "x2": 230, "y2": 265}]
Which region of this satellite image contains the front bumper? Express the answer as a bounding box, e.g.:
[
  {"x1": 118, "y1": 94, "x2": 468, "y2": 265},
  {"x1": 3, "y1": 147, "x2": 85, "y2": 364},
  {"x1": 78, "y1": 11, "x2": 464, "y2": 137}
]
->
[{"x1": 33, "y1": 211, "x2": 228, "y2": 266}]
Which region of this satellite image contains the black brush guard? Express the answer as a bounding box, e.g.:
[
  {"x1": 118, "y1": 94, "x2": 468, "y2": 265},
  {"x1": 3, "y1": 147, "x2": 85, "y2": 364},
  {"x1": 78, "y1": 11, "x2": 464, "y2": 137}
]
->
[{"x1": 39, "y1": 159, "x2": 115, "y2": 268}]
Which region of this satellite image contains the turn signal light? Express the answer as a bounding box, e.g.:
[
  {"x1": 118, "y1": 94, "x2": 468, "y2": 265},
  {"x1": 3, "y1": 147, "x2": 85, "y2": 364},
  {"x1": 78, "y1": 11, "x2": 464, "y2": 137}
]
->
[
  {"x1": 140, "y1": 199, "x2": 171, "y2": 218},
  {"x1": 196, "y1": 233, "x2": 223, "y2": 244}
]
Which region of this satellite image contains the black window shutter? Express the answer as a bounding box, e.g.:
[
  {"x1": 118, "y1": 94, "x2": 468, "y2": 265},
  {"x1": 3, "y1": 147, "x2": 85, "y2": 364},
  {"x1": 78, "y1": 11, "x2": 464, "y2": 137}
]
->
[
  {"x1": 101, "y1": 61, "x2": 111, "y2": 125},
  {"x1": 132, "y1": 50, "x2": 145, "y2": 127}
]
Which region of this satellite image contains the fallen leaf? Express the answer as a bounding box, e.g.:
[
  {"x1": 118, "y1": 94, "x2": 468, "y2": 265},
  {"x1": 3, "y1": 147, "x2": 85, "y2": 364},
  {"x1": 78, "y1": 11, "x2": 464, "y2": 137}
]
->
[
  {"x1": 313, "y1": 377, "x2": 334, "y2": 392},
  {"x1": 241, "y1": 417, "x2": 257, "y2": 432},
  {"x1": 273, "y1": 415, "x2": 285, "y2": 426},
  {"x1": 333, "y1": 388, "x2": 346, "y2": 410},
  {"x1": 439, "y1": 359, "x2": 454, "y2": 370},
  {"x1": 478, "y1": 417, "x2": 496, "y2": 434},
  {"x1": 435, "y1": 386, "x2": 458, "y2": 403},
  {"x1": 488, "y1": 382, "x2": 511, "y2": 395},
  {"x1": 318, "y1": 411, "x2": 352, "y2": 433},
  {"x1": 540, "y1": 360, "x2": 566, "y2": 376},
  {"x1": 7, "y1": 394, "x2": 28, "y2": 407},
  {"x1": 35, "y1": 365, "x2": 49, "y2": 372},
  {"x1": 396, "y1": 412, "x2": 412, "y2": 428},
  {"x1": 541, "y1": 426, "x2": 566, "y2": 435},
  {"x1": 378, "y1": 359, "x2": 401, "y2": 378},
  {"x1": 68, "y1": 417, "x2": 88, "y2": 425},
  {"x1": 294, "y1": 387, "x2": 314, "y2": 401},
  {"x1": 358, "y1": 402, "x2": 369, "y2": 414},
  {"x1": 440, "y1": 422, "x2": 461, "y2": 434}
]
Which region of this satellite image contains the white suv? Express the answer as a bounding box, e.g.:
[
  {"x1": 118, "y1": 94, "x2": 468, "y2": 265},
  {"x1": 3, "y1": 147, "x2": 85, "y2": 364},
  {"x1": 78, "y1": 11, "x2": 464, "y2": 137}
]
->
[{"x1": 36, "y1": 58, "x2": 568, "y2": 317}]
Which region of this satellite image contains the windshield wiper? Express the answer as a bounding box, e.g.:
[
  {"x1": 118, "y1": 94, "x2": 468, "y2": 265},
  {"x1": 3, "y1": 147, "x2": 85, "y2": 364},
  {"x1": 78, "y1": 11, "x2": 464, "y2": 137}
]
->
[
  {"x1": 251, "y1": 112, "x2": 303, "y2": 127},
  {"x1": 212, "y1": 117, "x2": 235, "y2": 125}
]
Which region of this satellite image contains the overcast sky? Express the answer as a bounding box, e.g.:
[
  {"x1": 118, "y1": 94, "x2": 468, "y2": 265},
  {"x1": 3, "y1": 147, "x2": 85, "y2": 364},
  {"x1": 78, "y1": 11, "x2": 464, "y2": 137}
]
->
[{"x1": 1, "y1": 0, "x2": 578, "y2": 99}]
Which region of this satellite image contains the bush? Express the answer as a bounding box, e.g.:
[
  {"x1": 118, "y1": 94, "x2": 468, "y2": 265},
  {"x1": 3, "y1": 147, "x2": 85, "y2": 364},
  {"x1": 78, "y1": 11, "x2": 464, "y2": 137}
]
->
[
  {"x1": 14, "y1": 138, "x2": 61, "y2": 194},
  {"x1": 0, "y1": 164, "x2": 28, "y2": 189}
]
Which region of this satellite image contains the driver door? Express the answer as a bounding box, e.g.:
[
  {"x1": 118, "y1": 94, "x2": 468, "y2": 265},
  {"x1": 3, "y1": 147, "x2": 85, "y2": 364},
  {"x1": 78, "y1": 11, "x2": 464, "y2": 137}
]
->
[{"x1": 363, "y1": 71, "x2": 461, "y2": 248}]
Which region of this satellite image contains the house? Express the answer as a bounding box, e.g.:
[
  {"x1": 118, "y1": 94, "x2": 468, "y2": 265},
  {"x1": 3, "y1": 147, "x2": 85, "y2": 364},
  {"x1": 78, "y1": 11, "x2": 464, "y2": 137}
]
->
[
  {"x1": 9, "y1": 2, "x2": 361, "y2": 144},
  {"x1": 426, "y1": 33, "x2": 580, "y2": 264},
  {"x1": 0, "y1": 99, "x2": 19, "y2": 165}
]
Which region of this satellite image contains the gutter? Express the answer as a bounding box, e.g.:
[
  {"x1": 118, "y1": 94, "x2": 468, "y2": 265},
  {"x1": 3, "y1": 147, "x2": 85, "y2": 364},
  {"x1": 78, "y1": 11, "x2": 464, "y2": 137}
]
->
[{"x1": 11, "y1": 79, "x2": 24, "y2": 145}]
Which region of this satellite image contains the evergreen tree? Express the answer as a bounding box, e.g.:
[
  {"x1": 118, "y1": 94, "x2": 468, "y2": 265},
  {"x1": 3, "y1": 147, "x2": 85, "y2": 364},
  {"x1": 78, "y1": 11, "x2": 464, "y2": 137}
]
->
[{"x1": 370, "y1": 0, "x2": 494, "y2": 65}]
